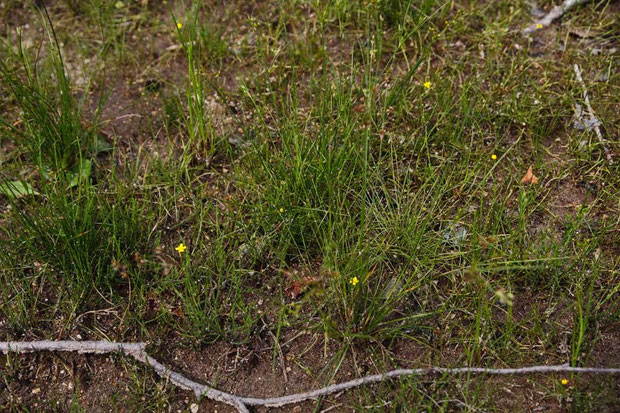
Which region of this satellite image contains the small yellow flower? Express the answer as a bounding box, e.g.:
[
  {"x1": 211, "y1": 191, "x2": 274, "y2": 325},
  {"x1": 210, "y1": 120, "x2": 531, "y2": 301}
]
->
[
  {"x1": 175, "y1": 243, "x2": 187, "y2": 253},
  {"x1": 423, "y1": 81, "x2": 432, "y2": 89},
  {"x1": 561, "y1": 378, "x2": 568, "y2": 385},
  {"x1": 491, "y1": 154, "x2": 497, "y2": 160},
  {"x1": 349, "y1": 276, "x2": 359, "y2": 286},
  {"x1": 536, "y1": 23, "x2": 543, "y2": 29},
  {"x1": 177, "y1": 22, "x2": 183, "y2": 29},
  {"x1": 279, "y1": 207, "x2": 284, "y2": 213}
]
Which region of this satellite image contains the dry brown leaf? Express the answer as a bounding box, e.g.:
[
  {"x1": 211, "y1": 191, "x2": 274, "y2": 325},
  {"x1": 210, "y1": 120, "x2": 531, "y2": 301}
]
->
[
  {"x1": 521, "y1": 165, "x2": 539, "y2": 185},
  {"x1": 477, "y1": 234, "x2": 498, "y2": 247},
  {"x1": 353, "y1": 104, "x2": 366, "y2": 114},
  {"x1": 285, "y1": 276, "x2": 320, "y2": 299}
]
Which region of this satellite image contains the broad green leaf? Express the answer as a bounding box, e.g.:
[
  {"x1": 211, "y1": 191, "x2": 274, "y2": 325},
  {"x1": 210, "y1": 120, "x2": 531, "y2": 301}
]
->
[
  {"x1": 40, "y1": 165, "x2": 52, "y2": 180},
  {"x1": 67, "y1": 159, "x2": 93, "y2": 188},
  {"x1": 91, "y1": 135, "x2": 113, "y2": 154},
  {"x1": 0, "y1": 181, "x2": 37, "y2": 199}
]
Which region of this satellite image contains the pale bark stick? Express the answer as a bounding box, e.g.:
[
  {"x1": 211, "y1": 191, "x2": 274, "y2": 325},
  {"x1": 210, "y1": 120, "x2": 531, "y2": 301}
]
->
[
  {"x1": 2, "y1": 340, "x2": 620, "y2": 412},
  {"x1": 523, "y1": 0, "x2": 589, "y2": 34},
  {"x1": 573, "y1": 64, "x2": 613, "y2": 164}
]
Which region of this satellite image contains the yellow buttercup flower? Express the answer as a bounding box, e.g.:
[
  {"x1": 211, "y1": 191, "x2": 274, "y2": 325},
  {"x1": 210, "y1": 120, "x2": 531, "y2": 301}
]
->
[
  {"x1": 561, "y1": 378, "x2": 568, "y2": 385},
  {"x1": 491, "y1": 154, "x2": 497, "y2": 160},
  {"x1": 423, "y1": 81, "x2": 432, "y2": 89},
  {"x1": 279, "y1": 207, "x2": 284, "y2": 213},
  {"x1": 175, "y1": 243, "x2": 187, "y2": 253},
  {"x1": 536, "y1": 23, "x2": 543, "y2": 29},
  {"x1": 349, "y1": 276, "x2": 359, "y2": 286},
  {"x1": 177, "y1": 22, "x2": 183, "y2": 29}
]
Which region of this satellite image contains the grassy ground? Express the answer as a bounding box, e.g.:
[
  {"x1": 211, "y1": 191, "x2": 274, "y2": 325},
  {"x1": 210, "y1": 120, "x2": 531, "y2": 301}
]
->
[{"x1": 0, "y1": 0, "x2": 618, "y2": 411}]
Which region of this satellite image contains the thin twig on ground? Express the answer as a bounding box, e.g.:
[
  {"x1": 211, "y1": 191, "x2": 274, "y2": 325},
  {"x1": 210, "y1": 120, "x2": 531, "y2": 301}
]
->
[
  {"x1": 2, "y1": 340, "x2": 620, "y2": 412},
  {"x1": 573, "y1": 64, "x2": 613, "y2": 164},
  {"x1": 523, "y1": 0, "x2": 589, "y2": 34}
]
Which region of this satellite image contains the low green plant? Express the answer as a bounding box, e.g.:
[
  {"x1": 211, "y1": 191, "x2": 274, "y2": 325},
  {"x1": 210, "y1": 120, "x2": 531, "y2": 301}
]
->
[
  {"x1": 0, "y1": 7, "x2": 105, "y2": 181},
  {"x1": 1, "y1": 171, "x2": 158, "y2": 316},
  {"x1": 170, "y1": 4, "x2": 228, "y2": 169}
]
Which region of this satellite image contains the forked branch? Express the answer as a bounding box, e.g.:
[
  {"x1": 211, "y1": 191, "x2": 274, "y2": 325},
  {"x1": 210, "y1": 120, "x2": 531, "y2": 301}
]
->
[{"x1": 2, "y1": 341, "x2": 619, "y2": 412}]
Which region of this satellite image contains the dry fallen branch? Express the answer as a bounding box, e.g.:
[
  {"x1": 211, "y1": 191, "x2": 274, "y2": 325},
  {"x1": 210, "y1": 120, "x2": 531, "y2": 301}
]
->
[
  {"x1": 573, "y1": 64, "x2": 613, "y2": 164},
  {"x1": 2, "y1": 340, "x2": 620, "y2": 412},
  {"x1": 523, "y1": 0, "x2": 589, "y2": 34}
]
